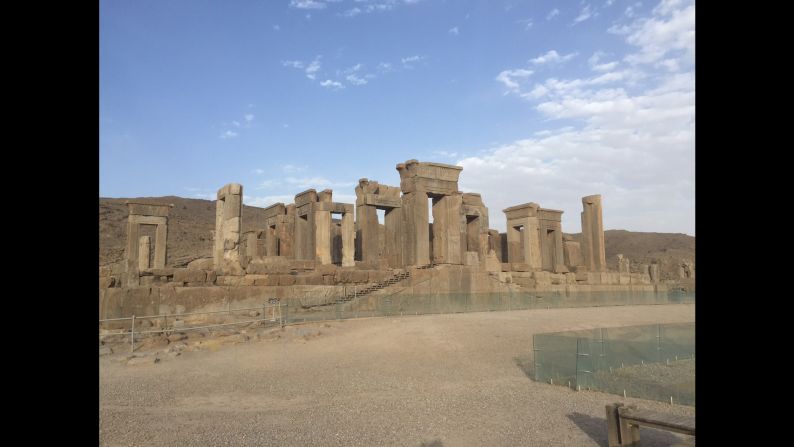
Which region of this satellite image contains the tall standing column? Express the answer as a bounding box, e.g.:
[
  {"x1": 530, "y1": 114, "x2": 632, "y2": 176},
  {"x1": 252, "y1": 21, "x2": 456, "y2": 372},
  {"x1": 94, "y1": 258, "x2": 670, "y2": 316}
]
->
[
  {"x1": 315, "y1": 210, "x2": 332, "y2": 265},
  {"x1": 401, "y1": 190, "x2": 430, "y2": 266},
  {"x1": 214, "y1": 183, "x2": 243, "y2": 270},
  {"x1": 341, "y1": 208, "x2": 355, "y2": 267},
  {"x1": 431, "y1": 193, "x2": 463, "y2": 265},
  {"x1": 154, "y1": 221, "x2": 167, "y2": 268},
  {"x1": 581, "y1": 194, "x2": 606, "y2": 272},
  {"x1": 138, "y1": 236, "x2": 151, "y2": 270}
]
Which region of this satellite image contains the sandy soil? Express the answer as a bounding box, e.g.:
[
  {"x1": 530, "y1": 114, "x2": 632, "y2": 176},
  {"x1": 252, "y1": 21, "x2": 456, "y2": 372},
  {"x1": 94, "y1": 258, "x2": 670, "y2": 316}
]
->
[{"x1": 100, "y1": 304, "x2": 695, "y2": 446}]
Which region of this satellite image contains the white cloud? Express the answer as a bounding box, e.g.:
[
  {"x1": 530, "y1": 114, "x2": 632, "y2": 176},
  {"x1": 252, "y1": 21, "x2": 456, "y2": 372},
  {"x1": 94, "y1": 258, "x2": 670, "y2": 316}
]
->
[
  {"x1": 305, "y1": 56, "x2": 322, "y2": 80},
  {"x1": 231, "y1": 120, "x2": 241, "y2": 128},
  {"x1": 290, "y1": 0, "x2": 327, "y2": 10},
  {"x1": 377, "y1": 62, "x2": 393, "y2": 72},
  {"x1": 448, "y1": 26, "x2": 459, "y2": 35},
  {"x1": 517, "y1": 18, "x2": 533, "y2": 30},
  {"x1": 341, "y1": 7, "x2": 361, "y2": 17},
  {"x1": 282, "y1": 164, "x2": 307, "y2": 174},
  {"x1": 252, "y1": 169, "x2": 265, "y2": 175},
  {"x1": 219, "y1": 130, "x2": 238, "y2": 139},
  {"x1": 474, "y1": 0, "x2": 695, "y2": 235},
  {"x1": 624, "y1": 0, "x2": 694, "y2": 65},
  {"x1": 546, "y1": 8, "x2": 560, "y2": 20},
  {"x1": 244, "y1": 114, "x2": 254, "y2": 122},
  {"x1": 273, "y1": 24, "x2": 280, "y2": 31},
  {"x1": 346, "y1": 74, "x2": 368, "y2": 85},
  {"x1": 530, "y1": 50, "x2": 578, "y2": 65},
  {"x1": 495, "y1": 68, "x2": 533, "y2": 92},
  {"x1": 401, "y1": 55, "x2": 424, "y2": 64},
  {"x1": 573, "y1": 4, "x2": 593, "y2": 24},
  {"x1": 588, "y1": 51, "x2": 619, "y2": 72},
  {"x1": 320, "y1": 79, "x2": 344, "y2": 89},
  {"x1": 282, "y1": 60, "x2": 305, "y2": 69}
]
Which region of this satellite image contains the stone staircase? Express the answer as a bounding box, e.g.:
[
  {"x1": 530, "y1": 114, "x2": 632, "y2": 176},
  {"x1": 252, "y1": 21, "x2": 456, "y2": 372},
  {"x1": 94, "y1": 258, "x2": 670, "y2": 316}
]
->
[{"x1": 336, "y1": 270, "x2": 412, "y2": 303}]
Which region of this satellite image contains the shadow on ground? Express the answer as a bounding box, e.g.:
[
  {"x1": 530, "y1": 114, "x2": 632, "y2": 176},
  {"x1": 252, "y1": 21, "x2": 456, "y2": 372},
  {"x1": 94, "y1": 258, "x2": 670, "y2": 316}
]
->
[
  {"x1": 417, "y1": 440, "x2": 443, "y2": 447},
  {"x1": 567, "y1": 412, "x2": 685, "y2": 447},
  {"x1": 514, "y1": 356, "x2": 534, "y2": 379}
]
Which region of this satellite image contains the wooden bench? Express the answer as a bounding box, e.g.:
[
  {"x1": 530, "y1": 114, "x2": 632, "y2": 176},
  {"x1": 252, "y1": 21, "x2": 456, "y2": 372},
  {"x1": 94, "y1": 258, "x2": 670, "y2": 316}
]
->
[{"x1": 606, "y1": 402, "x2": 695, "y2": 446}]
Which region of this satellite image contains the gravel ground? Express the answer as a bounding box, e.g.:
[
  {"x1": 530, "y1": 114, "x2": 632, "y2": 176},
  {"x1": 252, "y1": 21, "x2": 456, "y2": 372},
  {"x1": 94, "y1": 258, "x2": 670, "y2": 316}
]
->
[{"x1": 100, "y1": 304, "x2": 695, "y2": 446}]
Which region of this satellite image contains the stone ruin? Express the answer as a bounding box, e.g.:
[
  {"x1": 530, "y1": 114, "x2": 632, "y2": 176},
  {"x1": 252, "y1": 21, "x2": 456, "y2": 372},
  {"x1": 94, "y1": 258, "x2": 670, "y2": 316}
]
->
[{"x1": 100, "y1": 159, "x2": 691, "y2": 320}]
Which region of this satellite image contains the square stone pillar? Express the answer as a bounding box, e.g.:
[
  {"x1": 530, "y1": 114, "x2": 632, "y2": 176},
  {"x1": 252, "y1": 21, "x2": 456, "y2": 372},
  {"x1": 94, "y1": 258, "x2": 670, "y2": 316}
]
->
[
  {"x1": 384, "y1": 208, "x2": 403, "y2": 268},
  {"x1": 581, "y1": 194, "x2": 606, "y2": 272},
  {"x1": 138, "y1": 236, "x2": 151, "y2": 270},
  {"x1": 432, "y1": 193, "x2": 463, "y2": 264},
  {"x1": 314, "y1": 209, "x2": 332, "y2": 265},
  {"x1": 563, "y1": 235, "x2": 583, "y2": 268},
  {"x1": 294, "y1": 189, "x2": 318, "y2": 261},
  {"x1": 214, "y1": 183, "x2": 243, "y2": 269},
  {"x1": 401, "y1": 190, "x2": 430, "y2": 266},
  {"x1": 356, "y1": 203, "x2": 379, "y2": 263},
  {"x1": 341, "y1": 209, "x2": 355, "y2": 267}
]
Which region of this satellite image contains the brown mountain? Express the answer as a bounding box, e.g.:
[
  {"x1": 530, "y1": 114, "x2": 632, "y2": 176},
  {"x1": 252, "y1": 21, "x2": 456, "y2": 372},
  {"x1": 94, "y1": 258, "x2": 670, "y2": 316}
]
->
[{"x1": 100, "y1": 197, "x2": 695, "y2": 278}]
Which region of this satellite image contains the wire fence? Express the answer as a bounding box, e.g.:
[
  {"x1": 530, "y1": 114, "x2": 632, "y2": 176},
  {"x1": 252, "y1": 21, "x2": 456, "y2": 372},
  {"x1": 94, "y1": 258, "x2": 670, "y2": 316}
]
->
[
  {"x1": 99, "y1": 301, "x2": 285, "y2": 352},
  {"x1": 533, "y1": 322, "x2": 695, "y2": 406},
  {"x1": 100, "y1": 290, "x2": 695, "y2": 354}
]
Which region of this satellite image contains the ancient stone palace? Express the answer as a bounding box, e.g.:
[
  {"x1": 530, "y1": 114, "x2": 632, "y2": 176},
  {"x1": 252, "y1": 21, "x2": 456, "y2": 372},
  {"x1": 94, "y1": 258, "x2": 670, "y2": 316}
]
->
[{"x1": 100, "y1": 160, "x2": 681, "y2": 320}]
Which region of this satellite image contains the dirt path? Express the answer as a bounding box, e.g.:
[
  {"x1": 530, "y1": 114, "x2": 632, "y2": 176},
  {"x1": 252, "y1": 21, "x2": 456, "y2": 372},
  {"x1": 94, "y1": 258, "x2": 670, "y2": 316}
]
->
[{"x1": 100, "y1": 304, "x2": 695, "y2": 446}]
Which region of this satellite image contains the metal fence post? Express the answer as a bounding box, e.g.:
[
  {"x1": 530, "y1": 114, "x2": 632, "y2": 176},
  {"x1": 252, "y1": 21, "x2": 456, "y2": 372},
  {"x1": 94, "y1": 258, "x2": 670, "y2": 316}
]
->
[{"x1": 131, "y1": 314, "x2": 135, "y2": 353}]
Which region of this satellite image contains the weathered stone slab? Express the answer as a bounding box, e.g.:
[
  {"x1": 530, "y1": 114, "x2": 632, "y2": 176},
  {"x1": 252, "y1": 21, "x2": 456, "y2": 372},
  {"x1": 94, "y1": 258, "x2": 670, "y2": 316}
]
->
[{"x1": 173, "y1": 269, "x2": 207, "y2": 283}]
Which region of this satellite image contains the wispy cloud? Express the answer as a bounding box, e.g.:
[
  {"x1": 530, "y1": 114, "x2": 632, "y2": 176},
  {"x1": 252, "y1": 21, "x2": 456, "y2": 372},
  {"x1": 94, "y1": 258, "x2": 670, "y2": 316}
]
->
[
  {"x1": 282, "y1": 164, "x2": 307, "y2": 174},
  {"x1": 573, "y1": 4, "x2": 594, "y2": 24},
  {"x1": 589, "y1": 51, "x2": 619, "y2": 72},
  {"x1": 477, "y1": 0, "x2": 695, "y2": 234},
  {"x1": 290, "y1": 0, "x2": 327, "y2": 10},
  {"x1": 219, "y1": 130, "x2": 238, "y2": 139},
  {"x1": 305, "y1": 56, "x2": 322, "y2": 80},
  {"x1": 546, "y1": 8, "x2": 560, "y2": 20},
  {"x1": 273, "y1": 24, "x2": 280, "y2": 31},
  {"x1": 341, "y1": 7, "x2": 361, "y2": 17},
  {"x1": 320, "y1": 79, "x2": 344, "y2": 89},
  {"x1": 282, "y1": 60, "x2": 305, "y2": 69},
  {"x1": 495, "y1": 69, "x2": 533, "y2": 92},
  {"x1": 448, "y1": 26, "x2": 459, "y2": 36},
  {"x1": 516, "y1": 18, "x2": 534, "y2": 30},
  {"x1": 530, "y1": 50, "x2": 578, "y2": 65},
  {"x1": 252, "y1": 169, "x2": 265, "y2": 175}
]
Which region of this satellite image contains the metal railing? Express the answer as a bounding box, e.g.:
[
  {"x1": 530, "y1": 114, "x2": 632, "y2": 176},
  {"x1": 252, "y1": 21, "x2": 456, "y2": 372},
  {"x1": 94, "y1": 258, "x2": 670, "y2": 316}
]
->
[{"x1": 99, "y1": 301, "x2": 285, "y2": 352}]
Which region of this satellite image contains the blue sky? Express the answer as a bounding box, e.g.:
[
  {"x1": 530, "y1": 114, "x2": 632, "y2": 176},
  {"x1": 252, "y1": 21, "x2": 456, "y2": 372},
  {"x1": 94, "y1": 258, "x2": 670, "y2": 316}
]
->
[{"x1": 100, "y1": 0, "x2": 695, "y2": 235}]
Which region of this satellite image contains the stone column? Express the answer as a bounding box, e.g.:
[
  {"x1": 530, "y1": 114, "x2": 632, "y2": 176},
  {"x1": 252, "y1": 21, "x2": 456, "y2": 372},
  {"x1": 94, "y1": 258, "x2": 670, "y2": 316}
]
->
[
  {"x1": 213, "y1": 183, "x2": 243, "y2": 269},
  {"x1": 341, "y1": 209, "x2": 355, "y2": 267},
  {"x1": 581, "y1": 194, "x2": 606, "y2": 272},
  {"x1": 315, "y1": 209, "x2": 332, "y2": 265},
  {"x1": 154, "y1": 221, "x2": 167, "y2": 268},
  {"x1": 401, "y1": 190, "x2": 430, "y2": 266},
  {"x1": 649, "y1": 263, "x2": 660, "y2": 283},
  {"x1": 125, "y1": 218, "x2": 141, "y2": 287},
  {"x1": 138, "y1": 236, "x2": 151, "y2": 270},
  {"x1": 384, "y1": 208, "x2": 402, "y2": 268},
  {"x1": 265, "y1": 226, "x2": 278, "y2": 256},
  {"x1": 432, "y1": 193, "x2": 463, "y2": 265},
  {"x1": 563, "y1": 235, "x2": 583, "y2": 268},
  {"x1": 356, "y1": 203, "x2": 379, "y2": 263},
  {"x1": 278, "y1": 209, "x2": 295, "y2": 258},
  {"x1": 294, "y1": 190, "x2": 317, "y2": 261}
]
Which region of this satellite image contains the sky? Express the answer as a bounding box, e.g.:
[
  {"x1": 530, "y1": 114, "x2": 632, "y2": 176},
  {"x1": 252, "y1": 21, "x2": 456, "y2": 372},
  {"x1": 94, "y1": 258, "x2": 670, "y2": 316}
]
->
[{"x1": 100, "y1": 0, "x2": 695, "y2": 236}]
